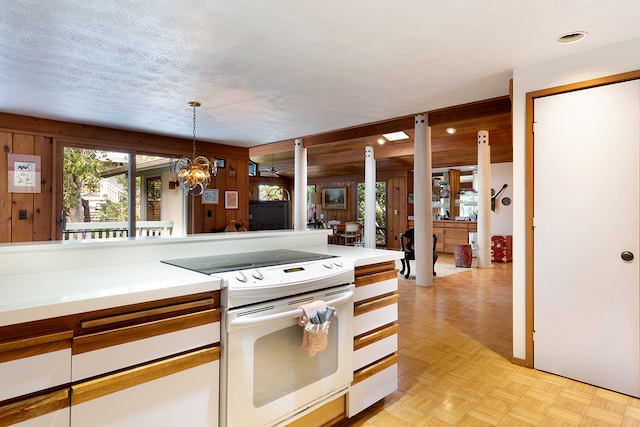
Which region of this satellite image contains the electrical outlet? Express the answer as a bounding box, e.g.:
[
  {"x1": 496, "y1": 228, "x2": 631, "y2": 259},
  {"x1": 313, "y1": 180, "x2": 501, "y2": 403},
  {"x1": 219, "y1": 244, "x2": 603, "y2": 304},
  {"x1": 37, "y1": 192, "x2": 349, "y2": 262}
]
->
[{"x1": 18, "y1": 210, "x2": 27, "y2": 220}]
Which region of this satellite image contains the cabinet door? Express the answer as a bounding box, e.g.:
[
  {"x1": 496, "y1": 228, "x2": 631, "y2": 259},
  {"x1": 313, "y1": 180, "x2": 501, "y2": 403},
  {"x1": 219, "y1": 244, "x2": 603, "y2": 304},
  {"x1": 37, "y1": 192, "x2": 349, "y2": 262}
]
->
[
  {"x1": 0, "y1": 331, "x2": 72, "y2": 402},
  {"x1": 71, "y1": 347, "x2": 220, "y2": 427}
]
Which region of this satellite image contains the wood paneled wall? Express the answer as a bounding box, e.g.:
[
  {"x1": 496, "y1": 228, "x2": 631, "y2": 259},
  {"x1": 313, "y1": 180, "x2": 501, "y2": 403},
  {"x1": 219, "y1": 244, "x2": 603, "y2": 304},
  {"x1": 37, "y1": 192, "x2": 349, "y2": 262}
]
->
[
  {"x1": 0, "y1": 132, "x2": 54, "y2": 242},
  {"x1": 311, "y1": 171, "x2": 412, "y2": 250},
  {"x1": 0, "y1": 113, "x2": 249, "y2": 243}
]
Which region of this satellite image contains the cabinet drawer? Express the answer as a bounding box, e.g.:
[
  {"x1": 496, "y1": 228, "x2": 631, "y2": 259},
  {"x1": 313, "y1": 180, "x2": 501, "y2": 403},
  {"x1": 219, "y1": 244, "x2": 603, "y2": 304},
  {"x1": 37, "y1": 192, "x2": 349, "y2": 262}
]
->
[
  {"x1": 353, "y1": 294, "x2": 398, "y2": 336},
  {"x1": 446, "y1": 222, "x2": 470, "y2": 229},
  {"x1": 71, "y1": 347, "x2": 220, "y2": 427},
  {"x1": 72, "y1": 309, "x2": 220, "y2": 381},
  {"x1": 353, "y1": 324, "x2": 398, "y2": 371},
  {"x1": 444, "y1": 227, "x2": 469, "y2": 241},
  {"x1": 348, "y1": 354, "x2": 398, "y2": 417},
  {"x1": 354, "y1": 277, "x2": 398, "y2": 303},
  {"x1": 0, "y1": 331, "x2": 72, "y2": 402}
]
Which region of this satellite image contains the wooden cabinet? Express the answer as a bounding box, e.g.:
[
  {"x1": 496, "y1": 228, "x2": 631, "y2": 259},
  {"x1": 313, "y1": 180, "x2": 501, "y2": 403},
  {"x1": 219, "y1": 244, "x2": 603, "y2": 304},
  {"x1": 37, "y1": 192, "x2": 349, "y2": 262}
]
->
[
  {"x1": 433, "y1": 224, "x2": 444, "y2": 252},
  {"x1": 0, "y1": 291, "x2": 221, "y2": 427},
  {"x1": 436, "y1": 220, "x2": 477, "y2": 254},
  {"x1": 407, "y1": 220, "x2": 475, "y2": 253},
  {"x1": 348, "y1": 261, "x2": 399, "y2": 417}
]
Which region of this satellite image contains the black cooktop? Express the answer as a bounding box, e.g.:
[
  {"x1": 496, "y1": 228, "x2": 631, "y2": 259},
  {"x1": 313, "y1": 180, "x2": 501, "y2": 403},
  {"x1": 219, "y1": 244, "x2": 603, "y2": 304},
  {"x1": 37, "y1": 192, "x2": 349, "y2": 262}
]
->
[{"x1": 161, "y1": 249, "x2": 334, "y2": 275}]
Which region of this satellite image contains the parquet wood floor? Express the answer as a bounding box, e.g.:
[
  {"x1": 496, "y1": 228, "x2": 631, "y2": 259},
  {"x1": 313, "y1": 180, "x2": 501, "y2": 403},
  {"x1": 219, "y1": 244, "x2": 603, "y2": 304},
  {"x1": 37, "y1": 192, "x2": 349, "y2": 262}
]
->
[{"x1": 340, "y1": 255, "x2": 640, "y2": 426}]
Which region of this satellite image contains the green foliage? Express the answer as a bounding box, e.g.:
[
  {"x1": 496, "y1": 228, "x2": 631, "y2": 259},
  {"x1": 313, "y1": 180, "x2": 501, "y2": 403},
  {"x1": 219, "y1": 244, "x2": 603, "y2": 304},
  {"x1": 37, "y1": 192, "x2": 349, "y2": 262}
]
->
[
  {"x1": 63, "y1": 148, "x2": 105, "y2": 212},
  {"x1": 357, "y1": 181, "x2": 387, "y2": 244},
  {"x1": 95, "y1": 197, "x2": 128, "y2": 221}
]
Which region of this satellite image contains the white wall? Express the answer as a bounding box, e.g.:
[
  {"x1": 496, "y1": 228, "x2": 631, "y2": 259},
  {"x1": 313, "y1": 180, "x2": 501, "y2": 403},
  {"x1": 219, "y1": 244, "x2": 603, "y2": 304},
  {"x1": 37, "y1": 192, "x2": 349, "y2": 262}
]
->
[
  {"x1": 511, "y1": 37, "x2": 640, "y2": 360},
  {"x1": 490, "y1": 162, "x2": 513, "y2": 236},
  {"x1": 162, "y1": 171, "x2": 187, "y2": 236}
]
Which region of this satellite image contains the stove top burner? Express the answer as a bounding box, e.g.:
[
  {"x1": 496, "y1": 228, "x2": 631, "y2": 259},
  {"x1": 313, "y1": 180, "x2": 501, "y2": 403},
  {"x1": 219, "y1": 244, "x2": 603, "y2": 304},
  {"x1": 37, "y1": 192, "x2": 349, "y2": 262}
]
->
[{"x1": 161, "y1": 249, "x2": 335, "y2": 275}]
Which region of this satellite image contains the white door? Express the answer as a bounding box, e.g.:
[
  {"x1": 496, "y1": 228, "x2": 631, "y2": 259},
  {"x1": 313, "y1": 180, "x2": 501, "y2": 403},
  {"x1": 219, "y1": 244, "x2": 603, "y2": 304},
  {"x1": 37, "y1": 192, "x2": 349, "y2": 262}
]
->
[{"x1": 533, "y1": 79, "x2": 640, "y2": 397}]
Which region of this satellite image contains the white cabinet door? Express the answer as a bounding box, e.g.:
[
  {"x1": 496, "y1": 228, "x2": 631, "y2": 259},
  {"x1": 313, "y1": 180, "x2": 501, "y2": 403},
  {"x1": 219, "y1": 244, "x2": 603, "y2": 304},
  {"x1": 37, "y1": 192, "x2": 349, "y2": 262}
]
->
[
  {"x1": 533, "y1": 79, "x2": 640, "y2": 397},
  {"x1": 71, "y1": 347, "x2": 219, "y2": 427},
  {"x1": 0, "y1": 331, "x2": 72, "y2": 402}
]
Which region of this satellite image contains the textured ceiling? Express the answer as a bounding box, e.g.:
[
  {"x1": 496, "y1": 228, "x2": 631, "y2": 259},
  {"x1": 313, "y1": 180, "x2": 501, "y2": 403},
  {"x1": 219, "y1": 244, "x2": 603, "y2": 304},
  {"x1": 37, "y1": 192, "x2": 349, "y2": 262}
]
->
[{"x1": 1, "y1": 1, "x2": 640, "y2": 148}]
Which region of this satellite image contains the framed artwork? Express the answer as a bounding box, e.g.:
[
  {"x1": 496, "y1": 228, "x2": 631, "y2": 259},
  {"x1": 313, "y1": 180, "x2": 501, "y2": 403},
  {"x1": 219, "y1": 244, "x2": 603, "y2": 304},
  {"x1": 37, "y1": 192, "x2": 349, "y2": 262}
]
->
[
  {"x1": 408, "y1": 193, "x2": 414, "y2": 204},
  {"x1": 202, "y1": 189, "x2": 219, "y2": 204},
  {"x1": 225, "y1": 190, "x2": 238, "y2": 209},
  {"x1": 216, "y1": 158, "x2": 225, "y2": 169},
  {"x1": 248, "y1": 161, "x2": 257, "y2": 177},
  {"x1": 322, "y1": 187, "x2": 346, "y2": 210},
  {"x1": 8, "y1": 153, "x2": 41, "y2": 193}
]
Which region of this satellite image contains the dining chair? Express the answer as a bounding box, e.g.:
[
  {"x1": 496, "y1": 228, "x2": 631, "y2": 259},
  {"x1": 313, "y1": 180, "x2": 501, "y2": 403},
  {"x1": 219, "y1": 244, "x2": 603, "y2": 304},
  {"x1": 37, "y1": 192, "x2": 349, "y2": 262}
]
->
[
  {"x1": 399, "y1": 228, "x2": 438, "y2": 278},
  {"x1": 339, "y1": 222, "x2": 360, "y2": 246}
]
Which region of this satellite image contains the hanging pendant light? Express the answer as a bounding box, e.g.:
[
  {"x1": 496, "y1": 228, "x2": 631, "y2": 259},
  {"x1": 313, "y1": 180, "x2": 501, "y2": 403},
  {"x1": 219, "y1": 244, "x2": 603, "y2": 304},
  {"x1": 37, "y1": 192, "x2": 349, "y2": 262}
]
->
[{"x1": 172, "y1": 101, "x2": 217, "y2": 196}]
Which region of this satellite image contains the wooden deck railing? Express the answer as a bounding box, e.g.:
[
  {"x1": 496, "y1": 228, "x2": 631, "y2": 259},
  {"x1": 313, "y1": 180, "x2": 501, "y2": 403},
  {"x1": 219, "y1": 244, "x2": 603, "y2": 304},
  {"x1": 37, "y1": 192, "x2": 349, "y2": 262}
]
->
[{"x1": 63, "y1": 221, "x2": 174, "y2": 241}]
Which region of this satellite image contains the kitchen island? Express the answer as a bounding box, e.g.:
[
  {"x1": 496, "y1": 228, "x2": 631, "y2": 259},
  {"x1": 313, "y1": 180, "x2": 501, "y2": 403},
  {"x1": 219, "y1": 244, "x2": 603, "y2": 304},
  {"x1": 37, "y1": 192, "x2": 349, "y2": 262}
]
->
[{"x1": 0, "y1": 230, "x2": 401, "y2": 426}]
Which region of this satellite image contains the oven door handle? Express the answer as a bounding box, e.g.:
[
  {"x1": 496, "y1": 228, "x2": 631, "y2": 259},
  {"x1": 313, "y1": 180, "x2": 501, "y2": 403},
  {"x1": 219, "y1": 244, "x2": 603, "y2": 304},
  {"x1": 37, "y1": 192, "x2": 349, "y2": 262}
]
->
[{"x1": 228, "y1": 290, "x2": 354, "y2": 330}]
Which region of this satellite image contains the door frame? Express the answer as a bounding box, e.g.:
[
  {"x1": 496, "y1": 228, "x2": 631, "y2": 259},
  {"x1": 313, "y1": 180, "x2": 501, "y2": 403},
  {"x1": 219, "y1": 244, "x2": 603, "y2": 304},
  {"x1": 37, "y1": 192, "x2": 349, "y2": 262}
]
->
[{"x1": 524, "y1": 69, "x2": 640, "y2": 367}]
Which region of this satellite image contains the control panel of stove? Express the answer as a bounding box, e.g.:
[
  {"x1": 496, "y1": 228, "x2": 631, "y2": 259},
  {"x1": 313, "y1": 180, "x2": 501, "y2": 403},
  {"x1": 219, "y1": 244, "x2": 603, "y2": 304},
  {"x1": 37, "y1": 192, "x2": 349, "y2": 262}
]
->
[
  {"x1": 216, "y1": 256, "x2": 355, "y2": 308},
  {"x1": 223, "y1": 257, "x2": 345, "y2": 287}
]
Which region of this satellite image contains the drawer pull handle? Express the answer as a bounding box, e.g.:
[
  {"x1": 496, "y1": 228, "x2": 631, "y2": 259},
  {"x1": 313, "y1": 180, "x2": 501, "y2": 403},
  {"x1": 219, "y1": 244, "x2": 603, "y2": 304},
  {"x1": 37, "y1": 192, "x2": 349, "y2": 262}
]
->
[{"x1": 80, "y1": 298, "x2": 215, "y2": 329}]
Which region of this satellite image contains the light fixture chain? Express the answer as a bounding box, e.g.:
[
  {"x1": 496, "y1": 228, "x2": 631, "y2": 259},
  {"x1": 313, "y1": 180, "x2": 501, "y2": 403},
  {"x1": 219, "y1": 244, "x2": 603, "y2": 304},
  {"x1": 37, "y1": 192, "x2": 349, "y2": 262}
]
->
[{"x1": 192, "y1": 103, "x2": 197, "y2": 158}]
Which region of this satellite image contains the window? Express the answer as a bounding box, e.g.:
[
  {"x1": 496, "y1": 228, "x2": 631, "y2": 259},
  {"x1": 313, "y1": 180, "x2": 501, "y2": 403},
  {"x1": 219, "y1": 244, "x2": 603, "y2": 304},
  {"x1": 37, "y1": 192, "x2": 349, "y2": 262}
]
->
[
  {"x1": 61, "y1": 146, "x2": 185, "y2": 240},
  {"x1": 258, "y1": 185, "x2": 289, "y2": 201}
]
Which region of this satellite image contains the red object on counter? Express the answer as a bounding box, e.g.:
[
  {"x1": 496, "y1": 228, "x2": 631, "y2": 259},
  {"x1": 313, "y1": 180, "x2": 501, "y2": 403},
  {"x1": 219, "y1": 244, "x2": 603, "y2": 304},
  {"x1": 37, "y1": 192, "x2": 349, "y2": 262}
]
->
[{"x1": 491, "y1": 235, "x2": 512, "y2": 263}]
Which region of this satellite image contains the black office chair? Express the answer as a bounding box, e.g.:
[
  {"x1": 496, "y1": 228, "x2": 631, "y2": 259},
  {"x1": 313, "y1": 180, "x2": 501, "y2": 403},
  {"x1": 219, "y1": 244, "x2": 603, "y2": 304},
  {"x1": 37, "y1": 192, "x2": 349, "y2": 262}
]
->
[{"x1": 399, "y1": 228, "x2": 438, "y2": 278}]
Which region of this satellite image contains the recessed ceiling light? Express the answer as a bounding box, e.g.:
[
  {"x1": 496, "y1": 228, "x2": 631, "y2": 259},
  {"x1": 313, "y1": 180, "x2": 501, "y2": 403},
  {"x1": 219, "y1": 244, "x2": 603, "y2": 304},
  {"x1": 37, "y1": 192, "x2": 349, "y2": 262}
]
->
[
  {"x1": 382, "y1": 131, "x2": 409, "y2": 141},
  {"x1": 377, "y1": 138, "x2": 385, "y2": 145},
  {"x1": 445, "y1": 127, "x2": 457, "y2": 134},
  {"x1": 557, "y1": 31, "x2": 587, "y2": 44}
]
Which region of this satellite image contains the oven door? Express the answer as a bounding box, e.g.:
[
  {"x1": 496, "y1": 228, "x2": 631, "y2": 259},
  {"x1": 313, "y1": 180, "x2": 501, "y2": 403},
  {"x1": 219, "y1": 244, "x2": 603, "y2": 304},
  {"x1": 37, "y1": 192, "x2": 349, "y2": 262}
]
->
[{"x1": 221, "y1": 284, "x2": 354, "y2": 427}]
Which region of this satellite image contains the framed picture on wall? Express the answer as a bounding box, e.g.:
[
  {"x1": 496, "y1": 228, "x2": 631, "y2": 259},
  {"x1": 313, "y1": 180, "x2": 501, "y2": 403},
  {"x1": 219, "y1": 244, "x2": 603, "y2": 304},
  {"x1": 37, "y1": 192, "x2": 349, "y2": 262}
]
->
[
  {"x1": 202, "y1": 189, "x2": 219, "y2": 204},
  {"x1": 8, "y1": 153, "x2": 41, "y2": 193},
  {"x1": 216, "y1": 158, "x2": 225, "y2": 169},
  {"x1": 225, "y1": 190, "x2": 238, "y2": 209},
  {"x1": 322, "y1": 187, "x2": 346, "y2": 210}
]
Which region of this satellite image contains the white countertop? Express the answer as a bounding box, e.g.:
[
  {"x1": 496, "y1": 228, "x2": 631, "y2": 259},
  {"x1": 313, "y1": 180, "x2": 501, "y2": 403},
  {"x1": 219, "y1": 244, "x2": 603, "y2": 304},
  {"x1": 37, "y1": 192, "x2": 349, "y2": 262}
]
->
[
  {"x1": 0, "y1": 261, "x2": 220, "y2": 327},
  {"x1": 309, "y1": 244, "x2": 403, "y2": 267},
  {"x1": 0, "y1": 234, "x2": 402, "y2": 328}
]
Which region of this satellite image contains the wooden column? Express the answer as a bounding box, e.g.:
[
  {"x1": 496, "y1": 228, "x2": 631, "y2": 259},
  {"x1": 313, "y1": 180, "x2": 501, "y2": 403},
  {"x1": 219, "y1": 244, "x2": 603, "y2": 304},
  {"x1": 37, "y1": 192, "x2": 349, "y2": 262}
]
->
[
  {"x1": 448, "y1": 168, "x2": 460, "y2": 218},
  {"x1": 477, "y1": 130, "x2": 491, "y2": 268}
]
